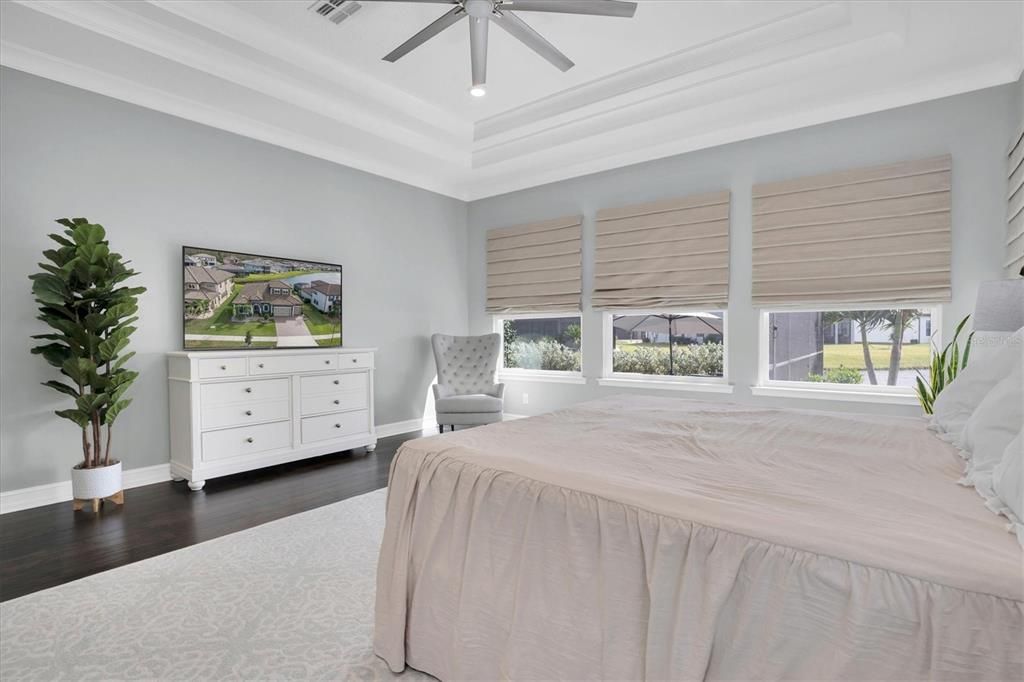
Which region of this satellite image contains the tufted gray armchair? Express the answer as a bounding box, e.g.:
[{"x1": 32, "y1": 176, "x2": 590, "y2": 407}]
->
[{"x1": 431, "y1": 333, "x2": 505, "y2": 432}]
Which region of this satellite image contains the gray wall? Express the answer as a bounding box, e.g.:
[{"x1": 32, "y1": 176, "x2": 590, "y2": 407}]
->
[
  {"x1": 467, "y1": 83, "x2": 1016, "y2": 418},
  {"x1": 0, "y1": 68, "x2": 468, "y2": 491},
  {"x1": 2, "y1": 66, "x2": 1017, "y2": 493}
]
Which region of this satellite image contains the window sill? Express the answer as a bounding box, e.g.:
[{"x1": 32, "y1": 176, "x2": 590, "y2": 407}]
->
[
  {"x1": 497, "y1": 371, "x2": 587, "y2": 385},
  {"x1": 597, "y1": 377, "x2": 733, "y2": 394},
  {"x1": 750, "y1": 385, "x2": 921, "y2": 406}
]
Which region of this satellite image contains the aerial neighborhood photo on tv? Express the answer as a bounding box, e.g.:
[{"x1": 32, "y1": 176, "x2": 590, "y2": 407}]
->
[{"x1": 182, "y1": 246, "x2": 342, "y2": 350}]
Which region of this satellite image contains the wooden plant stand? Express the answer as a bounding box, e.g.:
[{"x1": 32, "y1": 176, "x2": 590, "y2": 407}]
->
[{"x1": 73, "y1": 490, "x2": 124, "y2": 513}]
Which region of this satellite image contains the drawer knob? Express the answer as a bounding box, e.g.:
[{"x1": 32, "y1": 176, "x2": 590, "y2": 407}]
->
[
  {"x1": 351, "y1": 358, "x2": 357, "y2": 363},
  {"x1": 220, "y1": 365, "x2": 227, "y2": 370},
  {"x1": 325, "y1": 359, "x2": 331, "y2": 365},
  {"x1": 246, "y1": 437, "x2": 254, "y2": 443},
  {"x1": 334, "y1": 423, "x2": 341, "y2": 428},
  {"x1": 245, "y1": 387, "x2": 253, "y2": 393},
  {"x1": 333, "y1": 399, "x2": 340, "y2": 405},
  {"x1": 258, "y1": 363, "x2": 264, "y2": 368},
  {"x1": 245, "y1": 410, "x2": 253, "y2": 416},
  {"x1": 333, "y1": 379, "x2": 340, "y2": 385}
]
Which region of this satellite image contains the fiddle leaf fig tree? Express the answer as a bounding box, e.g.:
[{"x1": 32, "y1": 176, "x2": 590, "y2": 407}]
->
[{"x1": 29, "y1": 218, "x2": 146, "y2": 469}]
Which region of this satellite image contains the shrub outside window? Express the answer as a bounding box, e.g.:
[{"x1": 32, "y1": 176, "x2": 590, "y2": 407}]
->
[
  {"x1": 607, "y1": 311, "x2": 726, "y2": 380},
  {"x1": 763, "y1": 307, "x2": 936, "y2": 390},
  {"x1": 496, "y1": 314, "x2": 582, "y2": 373}
]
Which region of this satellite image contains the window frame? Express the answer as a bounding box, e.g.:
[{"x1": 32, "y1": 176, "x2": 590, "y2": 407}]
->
[
  {"x1": 753, "y1": 303, "x2": 942, "y2": 404},
  {"x1": 492, "y1": 311, "x2": 587, "y2": 385},
  {"x1": 598, "y1": 308, "x2": 732, "y2": 393}
]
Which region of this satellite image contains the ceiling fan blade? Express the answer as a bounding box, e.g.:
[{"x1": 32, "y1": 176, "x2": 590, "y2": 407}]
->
[
  {"x1": 361, "y1": 1, "x2": 459, "y2": 4},
  {"x1": 493, "y1": 10, "x2": 574, "y2": 72},
  {"x1": 382, "y1": 6, "x2": 466, "y2": 62},
  {"x1": 469, "y1": 15, "x2": 489, "y2": 87},
  {"x1": 498, "y1": 0, "x2": 637, "y2": 18}
]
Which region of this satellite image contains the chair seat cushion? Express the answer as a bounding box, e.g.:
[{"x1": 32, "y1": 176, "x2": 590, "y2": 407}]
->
[{"x1": 436, "y1": 394, "x2": 503, "y2": 414}]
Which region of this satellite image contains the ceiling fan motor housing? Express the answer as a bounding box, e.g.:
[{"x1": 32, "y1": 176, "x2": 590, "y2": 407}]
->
[{"x1": 465, "y1": 0, "x2": 495, "y2": 19}]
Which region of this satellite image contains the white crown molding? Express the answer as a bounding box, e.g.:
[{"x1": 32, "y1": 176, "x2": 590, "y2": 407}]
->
[
  {"x1": 1, "y1": 0, "x2": 1021, "y2": 201},
  {"x1": 474, "y1": 1, "x2": 856, "y2": 142},
  {"x1": 470, "y1": 30, "x2": 904, "y2": 169},
  {"x1": 14, "y1": 0, "x2": 470, "y2": 164},
  {"x1": 470, "y1": 1, "x2": 904, "y2": 166},
  {"x1": 0, "y1": 40, "x2": 470, "y2": 199},
  {"x1": 464, "y1": 59, "x2": 1020, "y2": 200},
  {"x1": 149, "y1": 0, "x2": 467, "y2": 139}
]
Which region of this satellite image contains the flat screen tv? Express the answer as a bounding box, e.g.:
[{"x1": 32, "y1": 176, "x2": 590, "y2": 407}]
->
[{"x1": 183, "y1": 246, "x2": 341, "y2": 351}]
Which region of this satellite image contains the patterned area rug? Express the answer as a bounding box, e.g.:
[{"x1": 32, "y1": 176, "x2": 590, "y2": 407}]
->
[{"x1": 0, "y1": 488, "x2": 432, "y2": 681}]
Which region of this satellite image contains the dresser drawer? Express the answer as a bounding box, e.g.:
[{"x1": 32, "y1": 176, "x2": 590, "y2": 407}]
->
[
  {"x1": 301, "y1": 392, "x2": 366, "y2": 417},
  {"x1": 197, "y1": 357, "x2": 247, "y2": 379},
  {"x1": 301, "y1": 410, "x2": 369, "y2": 444},
  {"x1": 201, "y1": 420, "x2": 291, "y2": 463},
  {"x1": 250, "y1": 354, "x2": 337, "y2": 375},
  {"x1": 338, "y1": 352, "x2": 373, "y2": 370},
  {"x1": 201, "y1": 399, "x2": 290, "y2": 431},
  {"x1": 201, "y1": 378, "x2": 290, "y2": 407},
  {"x1": 300, "y1": 372, "x2": 366, "y2": 398}
]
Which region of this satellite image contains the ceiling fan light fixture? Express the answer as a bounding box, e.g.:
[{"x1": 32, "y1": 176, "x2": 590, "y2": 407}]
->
[{"x1": 370, "y1": 0, "x2": 639, "y2": 92}]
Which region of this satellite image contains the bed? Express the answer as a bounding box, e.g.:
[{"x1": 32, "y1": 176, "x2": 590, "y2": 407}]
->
[{"x1": 374, "y1": 395, "x2": 1022, "y2": 680}]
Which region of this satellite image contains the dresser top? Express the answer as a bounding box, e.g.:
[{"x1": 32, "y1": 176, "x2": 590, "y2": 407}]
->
[{"x1": 167, "y1": 347, "x2": 376, "y2": 359}]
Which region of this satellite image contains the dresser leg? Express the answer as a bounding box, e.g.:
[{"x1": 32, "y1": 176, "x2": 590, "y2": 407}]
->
[
  {"x1": 171, "y1": 476, "x2": 185, "y2": 482},
  {"x1": 365, "y1": 443, "x2": 377, "y2": 453},
  {"x1": 187, "y1": 479, "x2": 206, "y2": 492}
]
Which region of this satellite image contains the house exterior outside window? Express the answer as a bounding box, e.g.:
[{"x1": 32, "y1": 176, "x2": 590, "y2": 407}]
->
[{"x1": 754, "y1": 305, "x2": 940, "y2": 404}]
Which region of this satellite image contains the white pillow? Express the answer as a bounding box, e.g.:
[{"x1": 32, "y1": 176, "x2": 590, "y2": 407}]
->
[
  {"x1": 959, "y1": 358, "x2": 1022, "y2": 498},
  {"x1": 930, "y1": 325, "x2": 1023, "y2": 444},
  {"x1": 991, "y1": 430, "x2": 1023, "y2": 548}
]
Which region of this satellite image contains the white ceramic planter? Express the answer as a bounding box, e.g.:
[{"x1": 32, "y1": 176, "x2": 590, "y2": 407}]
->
[{"x1": 71, "y1": 460, "x2": 122, "y2": 499}]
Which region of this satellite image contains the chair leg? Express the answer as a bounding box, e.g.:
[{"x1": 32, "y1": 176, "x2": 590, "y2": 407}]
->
[{"x1": 437, "y1": 424, "x2": 444, "y2": 433}]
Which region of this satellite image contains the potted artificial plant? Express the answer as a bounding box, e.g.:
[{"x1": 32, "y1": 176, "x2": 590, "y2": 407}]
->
[{"x1": 29, "y1": 218, "x2": 146, "y2": 511}]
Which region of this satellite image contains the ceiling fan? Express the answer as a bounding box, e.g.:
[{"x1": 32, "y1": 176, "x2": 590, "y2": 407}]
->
[{"x1": 360, "y1": 0, "x2": 639, "y2": 96}]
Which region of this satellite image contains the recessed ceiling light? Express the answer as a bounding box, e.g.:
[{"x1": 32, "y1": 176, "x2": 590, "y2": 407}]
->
[{"x1": 469, "y1": 85, "x2": 487, "y2": 97}]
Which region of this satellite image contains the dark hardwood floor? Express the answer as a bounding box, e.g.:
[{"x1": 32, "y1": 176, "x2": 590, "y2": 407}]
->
[{"x1": 0, "y1": 429, "x2": 425, "y2": 603}]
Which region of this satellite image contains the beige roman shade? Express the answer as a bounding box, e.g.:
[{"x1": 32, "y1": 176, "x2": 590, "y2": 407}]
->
[
  {"x1": 592, "y1": 191, "x2": 730, "y2": 309},
  {"x1": 752, "y1": 155, "x2": 952, "y2": 306},
  {"x1": 486, "y1": 215, "x2": 582, "y2": 313},
  {"x1": 1007, "y1": 125, "x2": 1024, "y2": 276}
]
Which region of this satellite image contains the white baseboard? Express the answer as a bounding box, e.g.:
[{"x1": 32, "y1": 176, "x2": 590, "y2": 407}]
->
[
  {"x1": 376, "y1": 418, "x2": 435, "y2": 438},
  {"x1": 0, "y1": 463, "x2": 171, "y2": 515},
  {"x1": 376, "y1": 413, "x2": 527, "y2": 438},
  {"x1": 1, "y1": 414, "x2": 533, "y2": 514}
]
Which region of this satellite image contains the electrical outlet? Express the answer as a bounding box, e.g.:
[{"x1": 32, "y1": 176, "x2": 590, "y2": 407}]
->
[{"x1": 522, "y1": 393, "x2": 529, "y2": 404}]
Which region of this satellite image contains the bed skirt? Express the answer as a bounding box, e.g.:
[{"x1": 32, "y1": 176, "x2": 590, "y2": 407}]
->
[{"x1": 374, "y1": 451, "x2": 1022, "y2": 681}]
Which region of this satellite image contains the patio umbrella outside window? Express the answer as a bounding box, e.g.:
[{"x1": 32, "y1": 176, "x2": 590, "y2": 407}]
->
[{"x1": 612, "y1": 313, "x2": 722, "y2": 375}]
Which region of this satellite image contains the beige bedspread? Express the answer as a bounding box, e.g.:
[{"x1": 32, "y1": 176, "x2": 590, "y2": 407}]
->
[{"x1": 375, "y1": 396, "x2": 1022, "y2": 680}]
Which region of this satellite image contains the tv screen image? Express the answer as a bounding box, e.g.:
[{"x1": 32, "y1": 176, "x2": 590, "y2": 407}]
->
[{"x1": 183, "y1": 246, "x2": 341, "y2": 350}]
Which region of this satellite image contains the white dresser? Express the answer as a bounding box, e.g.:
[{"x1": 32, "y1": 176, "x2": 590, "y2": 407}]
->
[{"x1": 167, "y1": 348, "x2": 376, "y2": 491}]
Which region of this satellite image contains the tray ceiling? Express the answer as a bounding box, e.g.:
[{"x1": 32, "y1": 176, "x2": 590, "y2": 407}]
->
[{"x1": 1, "y1": 1, "x2": 1021, "y2": 200}]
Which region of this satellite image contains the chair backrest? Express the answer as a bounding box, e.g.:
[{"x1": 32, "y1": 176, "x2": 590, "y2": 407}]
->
[{"x1": 431, "y1": 333, "x2": 500, "y2": 396}]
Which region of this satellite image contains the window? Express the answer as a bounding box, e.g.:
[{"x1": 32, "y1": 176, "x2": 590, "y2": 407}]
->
[
  {"x1": 610, "y1": 311, "x2": 725, "y2": 378},
  {"x1": 761, "y1": 307, "x2": 937, "y2": 390},
  {"x1": 599, "y1": 311, "x2": 729, "y2": 390},
  {"x1": 494, "y1": 314, "x2": 582, "y2": 376}
]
